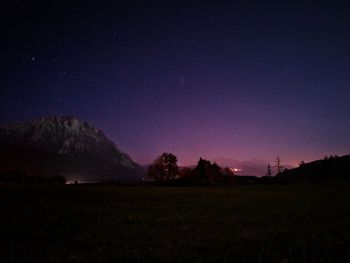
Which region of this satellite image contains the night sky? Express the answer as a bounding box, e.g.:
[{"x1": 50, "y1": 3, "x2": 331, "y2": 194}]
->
[{"x1": 1, "y1": 1, "x2": 350, "y2": 166}]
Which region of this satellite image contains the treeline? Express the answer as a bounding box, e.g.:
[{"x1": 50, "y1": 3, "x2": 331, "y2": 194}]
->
[
  {"x1": 147, "y1": 153, "x2": 350, "y2": 185},
  {"x1": 148, "y1": 153, "x2": 235, "y2": 186},
  {"x1": 0, "y1": 170, "x2": 66, "y2": 184}
]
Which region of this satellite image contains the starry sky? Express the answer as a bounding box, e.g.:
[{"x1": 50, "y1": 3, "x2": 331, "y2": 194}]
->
[{"x1": 1, "y1": 1, "x2": 350, "y2": 166}]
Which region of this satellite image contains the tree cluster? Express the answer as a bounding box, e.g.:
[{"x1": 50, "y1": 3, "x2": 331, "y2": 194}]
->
[
  {"x1": 148, "y1": 153, "x2": 179, "y2": 181},
  {"x1": 147, "y1": 153, "x2": 235, "y2": 185},
  {"x1": 0, "y1": 170, "x2": 67, "y2": 184},
  {"x1": 189, "y1": 158, "x2": 231, "y2": 185}
]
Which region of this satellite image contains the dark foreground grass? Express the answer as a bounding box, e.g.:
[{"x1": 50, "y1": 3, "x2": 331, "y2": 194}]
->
[{"x1": 1, "y1": 184, "x2": 350, "y2": 262}]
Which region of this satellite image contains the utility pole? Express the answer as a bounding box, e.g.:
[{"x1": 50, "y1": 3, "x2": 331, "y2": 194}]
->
[
  {"x1": 275, "y1": 155, "x2": 283, "y2": 175},
  {"x1": 266, "y1": 161, "x2": 272, "y2": 177}
]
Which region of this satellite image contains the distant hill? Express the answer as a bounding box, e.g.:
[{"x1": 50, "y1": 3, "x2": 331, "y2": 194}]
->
[
  {"x1": 213, "y1": 157, "x2": 294, "y2": 176},
  {"x1": 275, "y1": 155, "x2": 350, "y2": 184},
  {"x1": 0, "y1": 116, "x2": 144, "y2": 182}
]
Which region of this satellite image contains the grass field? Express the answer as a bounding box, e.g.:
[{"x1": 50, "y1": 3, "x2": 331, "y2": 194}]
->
[{"x1": 1, "y1": 184, "x2": 350, "y2": 262}]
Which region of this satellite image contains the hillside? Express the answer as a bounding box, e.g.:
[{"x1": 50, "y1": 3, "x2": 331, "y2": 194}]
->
[{"x1": 275, "y1": 155, "x2": 350, "y2": 184}]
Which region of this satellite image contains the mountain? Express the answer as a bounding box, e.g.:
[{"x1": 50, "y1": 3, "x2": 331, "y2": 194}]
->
[
  {"x1": 213, "y1": 157, "x2": 294, "y2": 176},
  {"x1": 275, "y1": 155, "x2": 350, "y2": 184},
  {"x1": 0, "y1": 116, "x2": 144, "y2": 182}
]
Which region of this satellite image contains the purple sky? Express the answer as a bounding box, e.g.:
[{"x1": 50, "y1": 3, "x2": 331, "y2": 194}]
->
[{"x1": 1, "y1": 1, "x2": 350, "y2": 166}]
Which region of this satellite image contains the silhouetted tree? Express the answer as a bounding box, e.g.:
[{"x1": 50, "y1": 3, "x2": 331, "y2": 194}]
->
[
  {"x1": 148, "y1": 164, "x2": 162, "y2": 181},
  {"x1": 223, "y1": 167, "x2": 235, "y2": 183},
  {"x1": 148, "y1": 152, "x2": 179, "y2": 181},
  {"x1": 211, "y1": 162, "x2": 223, "y2": 182},
  {"x1": 0, "y1": 170, "x2": 26, "y2": 184},
  {"x1": 223, "y1": 167, "x2": 235, "y2": 177},
  {"x1": 48, "y1": 174, "x2": 67, "y2": 184},
  {"x1": 299, "y1": 161, "x2": 305, "y2": 167},
  {"x1": 178, "y1": 167, "x2": 192, "y2": 178},
  {"x1": 195, "y1": 158, "x2": 212, "y2": 184},
  {"x1": 192, "y1": 158, "x2": 224, "y2": 185},
  {"x1": 0, "y1": 171, "x2": 67, "y2": 184}
]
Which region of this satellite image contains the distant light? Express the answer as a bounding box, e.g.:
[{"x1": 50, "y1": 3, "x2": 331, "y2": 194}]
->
[{"x1": 230, "y1": 168, "x2": 242, "y2": 172}]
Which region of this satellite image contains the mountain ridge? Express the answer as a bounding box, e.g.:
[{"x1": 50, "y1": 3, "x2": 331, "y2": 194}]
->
[{"x1": 0, "y1": 116, "x2": 143, "y2": 182}]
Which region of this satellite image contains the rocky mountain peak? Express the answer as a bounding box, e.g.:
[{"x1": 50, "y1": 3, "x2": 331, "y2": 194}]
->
[
  {"x1": 0, "y1": 116, "x2": 136, "y2": 168},
  {"x1": 0, "y1": 115, "x2": 144, "y2": 181}
]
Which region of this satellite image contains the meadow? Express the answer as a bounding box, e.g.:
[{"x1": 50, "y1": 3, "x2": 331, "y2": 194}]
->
[{"x1": 1, "y1": 184, "x2": 350, "y2": 262}]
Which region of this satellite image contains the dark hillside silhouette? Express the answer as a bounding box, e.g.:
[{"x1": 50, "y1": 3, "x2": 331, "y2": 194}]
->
[{"x1": 275, "y1": 155, "x2": 350, "y2": 184}]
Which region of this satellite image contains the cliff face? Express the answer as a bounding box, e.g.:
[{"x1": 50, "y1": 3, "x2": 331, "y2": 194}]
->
[{"x1": 0, "y1": 116, "x2": 143, "y2": 182}]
